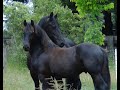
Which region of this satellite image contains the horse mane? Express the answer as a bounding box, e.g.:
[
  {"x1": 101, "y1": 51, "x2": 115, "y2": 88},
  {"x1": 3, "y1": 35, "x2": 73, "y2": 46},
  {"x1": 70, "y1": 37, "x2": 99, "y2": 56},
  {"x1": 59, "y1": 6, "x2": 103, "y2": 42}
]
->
[
  {"x1": 36, "y1": 24, "x2": 58, "y2": 49},
  {"x1": 38, "y1": 15, "x2": 60, "y2": 32},
  {"x1": 38, "y1": 16, "x2": 49, "y2": 27}
]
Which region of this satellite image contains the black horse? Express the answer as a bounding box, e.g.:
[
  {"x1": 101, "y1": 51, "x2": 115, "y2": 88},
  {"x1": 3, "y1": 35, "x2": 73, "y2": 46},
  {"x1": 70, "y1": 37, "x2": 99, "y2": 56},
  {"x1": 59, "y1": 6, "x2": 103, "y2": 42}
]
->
[
  {"x1": 23, "y1": 20, "x2": 111, "y2": 90},
  {"x1": 23, "y1": 12, "x2": 77, "y2": 89},
  {"x1": 38, "y1": 12, "x2": 76, "y2": 47},
  {"x1": 38, "y1": 12, "x2": 81, "y2": 89},
  {"x1": 23, "y1": 19, "x2": 65, "y2": 90}
]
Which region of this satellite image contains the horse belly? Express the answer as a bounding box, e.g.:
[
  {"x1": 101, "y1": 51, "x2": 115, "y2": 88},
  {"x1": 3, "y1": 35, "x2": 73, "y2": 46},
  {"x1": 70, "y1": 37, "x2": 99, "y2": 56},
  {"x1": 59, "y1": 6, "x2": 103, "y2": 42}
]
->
[
  {"x1": 51, "y1": 67, "x2": 77, "y2": 78},
  {"x1": 30, "y1": 55, "x2": 51, "y2": 76},
  {"x1": 49, "y1": 57, "x2": 80, "y2": 77}
]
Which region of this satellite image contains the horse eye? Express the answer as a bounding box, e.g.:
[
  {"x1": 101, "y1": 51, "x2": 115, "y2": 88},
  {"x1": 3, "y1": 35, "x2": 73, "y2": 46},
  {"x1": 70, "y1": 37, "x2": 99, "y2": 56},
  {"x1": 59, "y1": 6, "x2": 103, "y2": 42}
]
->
[
  {"x1": 52, "y1": 24, "x2": 56, "y2": 28},
  {"x1": 30, "y1": 33, "x2": 34, "y2": 40},
  {"x1": 48, "y1": 22, "x2": 55, "y2": 28},
  {"x1": 23, "y1": 32, "x2": 26, "y2": 37},
  {"x1": 51, "y1": 23, "x2": 56, "y2": 28}
]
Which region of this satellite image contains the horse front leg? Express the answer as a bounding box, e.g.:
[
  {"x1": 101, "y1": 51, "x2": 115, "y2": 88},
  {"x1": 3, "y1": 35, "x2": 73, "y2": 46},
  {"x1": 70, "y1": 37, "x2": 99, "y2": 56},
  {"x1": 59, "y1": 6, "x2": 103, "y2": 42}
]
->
[
  {"x1": 38, "y1": 74, "x2": 54, "y2": 90},
  {"x1": 90, "y1": 73, "x2": 108, "y2": 90},
  {"x1": 30, "y1": 71, "x2": 40, "y2": 90},
  {"x1": 66, "y1": 76, "x2": 81, "y2": 90},
  {"x1": 72, "y1": 76, "x2": 81, "y2": 90},
  {"x1": 55, "y1": 77, "x2": 64, "y2": 90}
]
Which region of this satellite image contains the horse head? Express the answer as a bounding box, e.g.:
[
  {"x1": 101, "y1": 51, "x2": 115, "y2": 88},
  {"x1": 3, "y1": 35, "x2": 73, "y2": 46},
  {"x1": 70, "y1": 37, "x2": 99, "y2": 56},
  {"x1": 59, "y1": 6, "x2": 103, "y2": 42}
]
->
[
  {"x1": 23, "y1": 20, "x2": 37, "y2": 51},
  {"x1": 38, "y1": 12, "x2": 65, "y2": 47}
]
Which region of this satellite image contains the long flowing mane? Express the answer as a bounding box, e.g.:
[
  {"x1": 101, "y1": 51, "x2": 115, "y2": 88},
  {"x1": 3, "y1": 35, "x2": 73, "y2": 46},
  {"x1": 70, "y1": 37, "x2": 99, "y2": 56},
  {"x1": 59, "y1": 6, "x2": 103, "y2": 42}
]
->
[{"x1": 36, "y1": 24, "x2": 58, "y2": 49}]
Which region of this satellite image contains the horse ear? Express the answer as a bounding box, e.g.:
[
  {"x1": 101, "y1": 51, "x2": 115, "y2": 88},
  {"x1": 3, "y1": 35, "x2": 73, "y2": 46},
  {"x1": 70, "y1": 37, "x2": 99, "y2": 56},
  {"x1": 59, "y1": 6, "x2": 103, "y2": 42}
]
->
[
  {"x1": 54, "y1": 14, "x2": 57, "y2": 19},
  {"x1": 50, "y1": 12, "x2": 53, "y2": 17},
  {"x1": 31, "y1": 20, "x2": 34, "y2": 26},
  {"x1": 24, "y1": 20, "x2": 27, "y2": 26},
  {"x1": 31, "y1": 20, "x2": 36, "y2": 33},
  {"x1": 49, "y1": 12, "x2": 53, "y2": 21}
]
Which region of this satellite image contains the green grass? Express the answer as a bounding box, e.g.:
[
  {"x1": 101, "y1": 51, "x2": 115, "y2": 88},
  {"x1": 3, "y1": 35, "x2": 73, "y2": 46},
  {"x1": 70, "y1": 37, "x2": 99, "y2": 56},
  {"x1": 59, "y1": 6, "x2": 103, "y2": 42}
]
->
[
  {"x1": 3, "y1": 60, "x2": 117, "y2": 90},
  {"x1": 3, "y1": 65, "x2": 34, "y2": 90}
]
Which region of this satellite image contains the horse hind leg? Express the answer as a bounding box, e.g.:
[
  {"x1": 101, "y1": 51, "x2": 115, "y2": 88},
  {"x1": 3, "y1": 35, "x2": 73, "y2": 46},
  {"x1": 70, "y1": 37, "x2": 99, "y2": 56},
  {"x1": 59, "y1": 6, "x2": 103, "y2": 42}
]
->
[
  {"x1": 90, "y1": 73, "x2": 108, "y2": 90},
  {"x1": 101, "y1": 55, "x2": 111, "y2": 90}
]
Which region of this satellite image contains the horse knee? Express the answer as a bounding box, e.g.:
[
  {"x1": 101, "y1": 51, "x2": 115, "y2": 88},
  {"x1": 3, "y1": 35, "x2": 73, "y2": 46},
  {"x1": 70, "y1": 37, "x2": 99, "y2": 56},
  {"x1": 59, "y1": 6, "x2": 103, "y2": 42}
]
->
[
  {"x1": 73, "y1": 78, "x2": 81, "y2": 89},
  {"x1": 66, "y1": 77, "x2": 81, "y2": 90},
  {"x1": 77, "y1": 79, "x2": 82, "y2": 90},
  {"x1": 39, "y1": 75, "x2": 54, "y2": 90}
]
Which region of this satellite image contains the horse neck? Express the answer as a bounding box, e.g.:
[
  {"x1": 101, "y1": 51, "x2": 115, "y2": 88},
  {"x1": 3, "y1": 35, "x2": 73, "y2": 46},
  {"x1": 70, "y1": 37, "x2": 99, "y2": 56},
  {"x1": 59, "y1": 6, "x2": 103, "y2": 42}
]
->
[
  {"x1": 29, "y1": 37, "x2": 43, "y2": 56},
  {"x1": 40, "y1": 28, "x2": 58, "y2": 50}
]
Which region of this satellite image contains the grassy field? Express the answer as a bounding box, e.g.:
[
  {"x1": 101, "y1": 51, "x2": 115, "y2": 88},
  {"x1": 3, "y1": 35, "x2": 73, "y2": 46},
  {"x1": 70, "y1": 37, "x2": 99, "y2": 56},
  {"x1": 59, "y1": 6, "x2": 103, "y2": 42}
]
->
[{"x1": 3, "y1": 60, "x2": 117, "y2": 90}]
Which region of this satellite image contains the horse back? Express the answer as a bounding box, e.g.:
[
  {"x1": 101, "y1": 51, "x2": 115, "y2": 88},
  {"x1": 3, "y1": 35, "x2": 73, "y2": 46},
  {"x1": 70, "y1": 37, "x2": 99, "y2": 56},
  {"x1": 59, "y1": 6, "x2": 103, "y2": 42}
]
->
[
  {"x1": 48, "y1": 46, "x2": 78, "y2": 59},
  {"x1": 76, "y1": 43, "x2": 106, "y2": 73},
  {"x1": 76, "y1": 43, "x2": 104, "y2": 59}
]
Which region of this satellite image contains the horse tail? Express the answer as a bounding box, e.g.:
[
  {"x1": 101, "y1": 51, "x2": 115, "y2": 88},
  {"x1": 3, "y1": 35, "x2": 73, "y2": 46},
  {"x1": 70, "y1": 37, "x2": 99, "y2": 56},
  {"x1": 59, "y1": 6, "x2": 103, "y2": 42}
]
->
[{"x1": 101, "y1": 48, "x2": 111, "y2": 90}]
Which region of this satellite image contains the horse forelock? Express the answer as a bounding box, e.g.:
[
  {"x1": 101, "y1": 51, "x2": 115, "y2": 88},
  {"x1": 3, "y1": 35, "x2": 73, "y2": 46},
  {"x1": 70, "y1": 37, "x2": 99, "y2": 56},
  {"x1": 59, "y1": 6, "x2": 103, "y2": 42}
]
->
[{"x1": 24, "y1": 22, "x2": 35, "y2": 33}]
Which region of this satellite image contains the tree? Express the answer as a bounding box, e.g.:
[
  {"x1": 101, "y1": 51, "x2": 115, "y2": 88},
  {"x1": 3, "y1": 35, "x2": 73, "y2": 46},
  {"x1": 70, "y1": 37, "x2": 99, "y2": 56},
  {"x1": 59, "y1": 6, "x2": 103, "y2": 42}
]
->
[
  {"x1": 71, "y1": 0, "x2": 114, "y2": 45},
  {"x1": 3, "y1": 0, "x2": 84, "y2": 66},
  {"x1": 4, "y1": 1, "x2": 31, "y2": 67}
]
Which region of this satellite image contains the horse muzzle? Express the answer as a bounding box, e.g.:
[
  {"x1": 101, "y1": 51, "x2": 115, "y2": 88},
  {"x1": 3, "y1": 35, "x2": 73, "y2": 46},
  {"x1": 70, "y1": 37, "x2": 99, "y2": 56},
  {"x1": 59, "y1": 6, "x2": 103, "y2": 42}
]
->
[
  {"x1": 23, "y1": 45, "x2": 30, "y2": 51},
  {"x1": 59, "y1": 42, "x2": 65, "y2": 47}
]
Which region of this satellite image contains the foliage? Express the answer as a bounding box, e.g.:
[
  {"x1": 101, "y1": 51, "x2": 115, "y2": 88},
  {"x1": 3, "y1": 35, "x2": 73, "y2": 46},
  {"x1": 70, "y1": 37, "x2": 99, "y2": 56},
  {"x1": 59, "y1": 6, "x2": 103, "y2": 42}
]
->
[
  {"x1": 71, "y1": 0, "x2": 114, "y2": 17},
  {"x1": 111, "y1": 12, "x2": 116, "y2": 28},
  {"x1": 4, "y1": 1, "x2": 31, "y2": 66},
  {"x1": 32, "y1": 0, "x2": 84, "y2": 43},
  {"x1": 3, "y1": 30, "x2": 11, "y2": 38},
  {"x1": 82, "y1": 13, "x2": 105, "y2": 45},
  {"x1": 71, "y1": 0, "x2": 114, "y2": 45}
]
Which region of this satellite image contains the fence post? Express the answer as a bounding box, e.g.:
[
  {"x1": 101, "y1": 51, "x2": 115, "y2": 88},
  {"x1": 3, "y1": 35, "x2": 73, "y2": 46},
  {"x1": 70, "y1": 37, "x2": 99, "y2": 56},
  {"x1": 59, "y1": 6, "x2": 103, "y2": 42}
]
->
[
  {"x1": 3, "y1": 47, "x2": 7, "y2": 70},
  {"x1": 115, "y1": 48, "x2": 117, "y2": 80}
]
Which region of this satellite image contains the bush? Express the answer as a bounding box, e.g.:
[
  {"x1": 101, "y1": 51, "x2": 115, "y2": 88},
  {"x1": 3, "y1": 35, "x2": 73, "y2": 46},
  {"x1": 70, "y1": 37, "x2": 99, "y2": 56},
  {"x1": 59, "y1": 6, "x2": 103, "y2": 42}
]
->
[
  {"x1": 4, "y1": 1, "x2": 31, "y2": 67},
  {"x1": 83, "y1": 13, "x2": 105, "y2": 45},
  {"x1": 71, "y1": 0, "x2": 114, "y2": 45}
]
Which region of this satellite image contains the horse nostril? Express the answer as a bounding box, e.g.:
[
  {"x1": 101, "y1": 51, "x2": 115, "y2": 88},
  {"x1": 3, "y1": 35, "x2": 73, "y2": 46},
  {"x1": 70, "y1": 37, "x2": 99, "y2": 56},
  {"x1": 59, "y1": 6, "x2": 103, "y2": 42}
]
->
[
  {"x1": 23, "y1": 45, "x2": 30, "y2": 51},
  {"x1": 60, "y1": 43, "x2": 64, "y2": 47}
]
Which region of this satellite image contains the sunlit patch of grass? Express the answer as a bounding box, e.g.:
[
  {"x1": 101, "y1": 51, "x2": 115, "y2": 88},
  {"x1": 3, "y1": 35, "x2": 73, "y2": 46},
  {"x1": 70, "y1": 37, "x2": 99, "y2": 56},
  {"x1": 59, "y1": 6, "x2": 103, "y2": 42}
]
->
[
  {"x1": 80, "y1": 73, "x2": 94, "y2": 90},
  {"x1": 110, "y1": 67, "x2": 117, "y2": 90}
]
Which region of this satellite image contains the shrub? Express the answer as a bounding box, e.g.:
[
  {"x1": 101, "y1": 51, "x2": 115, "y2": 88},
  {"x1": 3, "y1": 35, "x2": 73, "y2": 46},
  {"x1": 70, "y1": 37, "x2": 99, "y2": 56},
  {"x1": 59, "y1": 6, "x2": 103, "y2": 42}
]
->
[
  {"x1": 71, "y1": 0, "x2": 114, "y2": 45},
  {"x1": 4, "y1": 1, "x2": 31, "y2": 67}
]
